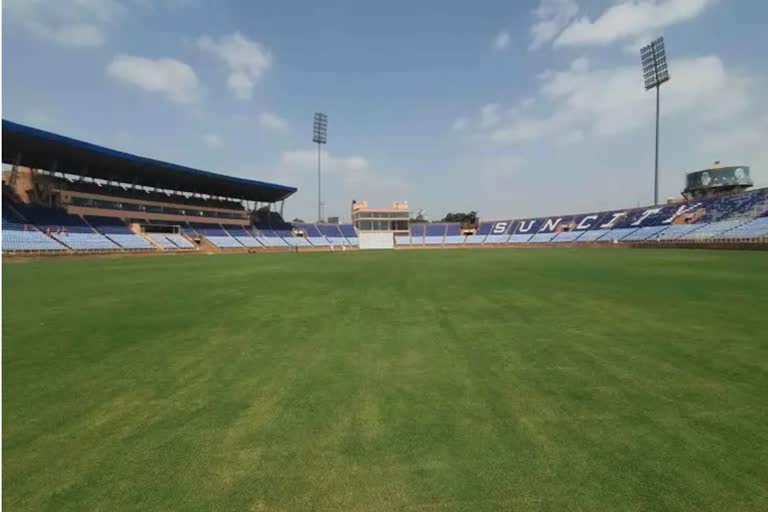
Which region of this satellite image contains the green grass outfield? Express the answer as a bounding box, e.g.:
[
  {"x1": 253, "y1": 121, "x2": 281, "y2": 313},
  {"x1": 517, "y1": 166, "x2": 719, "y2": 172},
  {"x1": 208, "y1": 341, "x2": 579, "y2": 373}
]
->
[{"x1": 3, "y1": 248, "x2": 768, "y2": 511}]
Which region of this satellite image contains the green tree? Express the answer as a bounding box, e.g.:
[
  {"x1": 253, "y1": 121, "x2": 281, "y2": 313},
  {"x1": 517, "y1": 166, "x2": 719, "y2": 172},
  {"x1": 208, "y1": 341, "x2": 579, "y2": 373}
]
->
[
  {"x1": 441, "y1": 211, "x2": 478, "y2": 225},
  {"x1": 410, "y1": 209, "x2": 428, "y2": 223}
]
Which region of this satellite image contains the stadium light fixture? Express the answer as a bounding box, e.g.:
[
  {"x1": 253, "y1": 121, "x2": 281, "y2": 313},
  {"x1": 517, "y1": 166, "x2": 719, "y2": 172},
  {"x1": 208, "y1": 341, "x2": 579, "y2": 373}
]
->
[
  {"x1": 640, "y1": 37, "x2": 671, "y2": 205},
  {"x1": 312, "y1": 113, "x2": 328, "y2": 222}
]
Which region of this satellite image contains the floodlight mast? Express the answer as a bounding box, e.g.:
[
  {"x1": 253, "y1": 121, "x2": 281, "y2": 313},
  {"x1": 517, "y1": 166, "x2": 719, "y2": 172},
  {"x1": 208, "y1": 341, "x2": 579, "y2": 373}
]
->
[
  {"x1": 312, "y1": 113, "x2": 328, "y2": 222},
  {"x1": 640, "y1": 37, "x2": 671, "y2": 205}
]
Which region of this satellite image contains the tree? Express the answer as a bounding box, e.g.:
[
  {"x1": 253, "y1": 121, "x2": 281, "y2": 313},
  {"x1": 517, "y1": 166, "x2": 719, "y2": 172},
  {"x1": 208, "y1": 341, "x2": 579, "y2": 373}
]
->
[
  {"x1": 409, "y1": 209, "x2": 428, "y2": 223},
  {"x1": 441, "y1": 211, "x2": 478, "y2": 225}
]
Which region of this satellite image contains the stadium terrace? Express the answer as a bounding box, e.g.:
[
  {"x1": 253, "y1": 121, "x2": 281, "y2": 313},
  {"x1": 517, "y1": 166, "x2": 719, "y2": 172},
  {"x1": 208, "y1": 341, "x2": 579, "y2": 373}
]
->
[
  {"x1": 398, "y1": 188, "x2": 768, "y2": 247},
  {"x1": 2, "y1": 120, "x2": 295, "y2": 203},
  {"x1": 2, "y1": 120, "x2": 358, "y2": 253},
  {"x1": 2, "y1": 120, "x2": 767, "y2": 256}
]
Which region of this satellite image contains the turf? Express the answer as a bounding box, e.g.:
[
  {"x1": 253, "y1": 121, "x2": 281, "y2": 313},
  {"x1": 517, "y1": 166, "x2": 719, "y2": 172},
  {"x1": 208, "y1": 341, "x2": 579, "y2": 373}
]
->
[{"x1": 3, "y1": 248, "x2": 768, "y2": 511}]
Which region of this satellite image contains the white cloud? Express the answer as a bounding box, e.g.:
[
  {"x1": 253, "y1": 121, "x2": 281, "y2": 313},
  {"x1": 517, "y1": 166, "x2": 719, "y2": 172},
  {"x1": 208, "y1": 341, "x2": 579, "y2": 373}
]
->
[
  {"x1": 198, "y1": 32, "x2": 272, "y2": 100},
  {"x1": 452, "y1": 118, "x2": 468, "y2": 131},
  {"x1": 556, "y1": 0, "x2": 713, "y2": 47},
  {"x1": 489, "y1": 55, "x2": 750, "y2": 145},
  {"x1": 258, "y1": 112, "x2": 288, "y2": 131},
  {"x1": 261, "y1": 148, "x2": 407, "y2": 221},
  {"x1": 44, "y1": 23, "x2": 106, "y2": 47},
  {"x1": 107, "y1": 55, "x2": 201, "y2": 105},
  {"x1": 203, "y1": 133, "x2": 223, "y2": 148},
  {"x1": 505, "y1": 97, "x2": 538, "y2": 119},
  {"x1": 529, "y1": 0, "x2": 579, "y2": 49},
  {"x1": 4, "y1": 0, "x2": 123, "y2": 47},
  {"x1": 491, "y1": 111, "x2": 574, "y2": 144},
  {"x1": 696, "y1": 119, "x2": 768, "y2": 156},
  {"x1": 569, "y1": 56, "x2": 590, "y2": 73},
  {"x1": 493, "y1": 31, "x2": 511, "y2": 51},
  {"x1": 558, "y1": 129, "x2": 585, "y2": 145},
  {"x1": 693, "y1": 113, "x2": 768, "y2": 187},
  {"x1": 280, "y1": 149, "x2": 369, "y2": 180},
  {"x1": 480, "y1": 103, "x2": 501, "y2": 128},
  {"x1": 474, "y1": 155, "x2": 527, "y2": 180}
]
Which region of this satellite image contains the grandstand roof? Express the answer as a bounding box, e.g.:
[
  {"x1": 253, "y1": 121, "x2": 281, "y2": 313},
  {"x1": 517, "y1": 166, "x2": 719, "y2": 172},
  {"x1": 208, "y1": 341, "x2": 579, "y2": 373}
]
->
[{"x1": 2, "y1": 120, "x2": 296, "y2": 202}]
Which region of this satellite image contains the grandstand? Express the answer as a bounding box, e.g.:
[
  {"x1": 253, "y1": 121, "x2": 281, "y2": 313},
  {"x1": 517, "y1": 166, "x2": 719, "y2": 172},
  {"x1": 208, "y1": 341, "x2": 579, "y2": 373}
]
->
[
  {"x1": 2, "y1": 120, "x2": 767, "y2": 257},
  {"x1": 396, "y1": 186, "x2": 768, "y2": 248},
  {"x1": 1, "y1": 120, "x2": 360, "y2": 255}
]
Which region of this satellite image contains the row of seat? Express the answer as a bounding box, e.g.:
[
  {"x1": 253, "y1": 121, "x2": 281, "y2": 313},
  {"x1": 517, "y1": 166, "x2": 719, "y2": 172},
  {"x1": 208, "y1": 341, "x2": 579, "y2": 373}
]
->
[
  {"x1": 2, "y1": 199, "x2": 361, "y2": 252},
  {"x1": 468, "y1": 188, "x2": 768, "y2": 239},
  {"x1": 1, "y1": 204, "x2": 201, "y2": 252},
  {"x1": 1, "y1": 222, "x2": 200, "y2": 253},
  {"x1": 2, "y1": 223, "x2": 68, "y2": 252},
  {"x1": 2, "y1": 221, "x2": 361, "y2": 252},
  {"x1": 180, "y1": 222, "x2": 358, "y2": 249},
  {"x1": 3, "y1": 207, "x2": 161, "y2": 252},
  {"x1": 202, "y1": 228, "x2": 360, "y2": 249},
  {"x1": 146, "y1": 233, "x2": 195, "y2": 250},
  {"x1": 396, "y1": 217, "x2": 768, "y2": 246}
]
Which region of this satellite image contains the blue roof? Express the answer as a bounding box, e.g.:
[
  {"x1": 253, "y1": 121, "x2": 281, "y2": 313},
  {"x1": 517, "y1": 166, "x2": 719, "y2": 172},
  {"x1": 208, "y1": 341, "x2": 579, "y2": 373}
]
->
[{"x1": 2, "y1": 120, "x2": 297, "y2": 202}]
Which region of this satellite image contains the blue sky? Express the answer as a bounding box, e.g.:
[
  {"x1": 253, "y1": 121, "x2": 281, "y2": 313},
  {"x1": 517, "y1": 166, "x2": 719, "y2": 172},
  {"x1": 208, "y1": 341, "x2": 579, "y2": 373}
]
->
[{"x1": 3, "y1": 0, "x2": 768, "y2": 221}]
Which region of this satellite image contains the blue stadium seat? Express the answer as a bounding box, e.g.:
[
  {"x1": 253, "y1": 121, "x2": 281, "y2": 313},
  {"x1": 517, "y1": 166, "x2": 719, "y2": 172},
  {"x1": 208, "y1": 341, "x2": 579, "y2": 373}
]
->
[
  {"x1": 507, "y1": 234, "x2": 532, "y2": 243},
  {"x1": 223, "y1": 225, "x2": 254, "y2": 237},
  {"x1": 318, "y1": 224, "x2": 344, "y2": 237},
  {"x1": 106, "y1": 234, "x2": 155, "y2": 250},
  {"x1": 307, "y1": 237, "x2": 330, "y2": 246},
  {"x1": 599, "y1": 227, "x2": 638, "y2": 242},
  {"x1": 285, "y1": 237, "x2": 311, "y2": 247},
  {"x1": 528, "y1": 233, "x2": 557, "y2": 243},
  {"x1": 191, "y1": 223, "x2": 243, "y2": 247},
  {"x1": 234, "y1": 236, "x2": 262, "y2": 248},
  {"x1": 147, "y1": 234, "x2": 178, "y2": 249},
  {"x1": 2, "y1": 222, "x2": 67, "y2": 252},
  {"x1": 222, "y1": 225, "x2": 261, "y2": 247},
  {"x1": 464, "y1": 234, "x2": 487, "y2": 244},
  {"x1": 551, "y1": 231, "x2": 583, "y2": 243},
  {"x1": 166, "y1": 234, "x2": 195, "y2": 249},
  {"x1": 409, "y1": 224, "x2": 425, "y2": 244},
  {"x1": 327, "y1": 237, "x2": 351, "y2": 246},
  {"x1": 85, "y1": 216, "x2": 155, "y2": 250},
  {"x1": 206, "y1": 236, "x2": 244, "y2": 248},
  {"x1": 717, "y1": 217, "x2": 768, "y2": 239},
  {"x1": 191, "y1": 224, "x2": 229, "y2": 237},
  {"x1": 475, "y1": 222, "x2": 494, "y2": 235},
  {"x1": 575, "y1": 229, "x2": 611, "y2": 242},
  {"x1": 678, "y1": 220, "x2": 746, "y2": 240},
  {"x1": 657, "y1": 224, "x2": 703, "y2": 240},
  {"x1": 50, "y1": 232, "x2": 120, "y2": 251},
  {"x1": 16, "y1": 206, "x2": 120, "y2": 250},
  {"x1": 621, "y1": 225, "x2": 668, "y2": 241},
  {"x1": 296, "y1": 224, "x2": 323, "y2": 237},
  {"x1": 336, "y1": 224, "x2": 359, "y2": 246},
  {"x1": 445, "y1": 224, "x2": 461, "y2": 236}
]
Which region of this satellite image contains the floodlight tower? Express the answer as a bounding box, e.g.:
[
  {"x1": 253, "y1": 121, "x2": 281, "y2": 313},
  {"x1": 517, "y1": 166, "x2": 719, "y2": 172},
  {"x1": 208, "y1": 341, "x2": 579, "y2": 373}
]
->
[
  {"x1": 640, "y1": 37, "x2": 671, "y2": 205},
  {"x1": 312, "y1": 113, "x2": 328, "y2": 222}
]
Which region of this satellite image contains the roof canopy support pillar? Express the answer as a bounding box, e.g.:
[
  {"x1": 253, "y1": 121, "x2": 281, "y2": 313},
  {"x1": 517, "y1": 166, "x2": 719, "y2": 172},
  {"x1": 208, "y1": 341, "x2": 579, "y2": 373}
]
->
[{"x1": 9, "y1": 153, "x2": 22, "y2": 186}]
